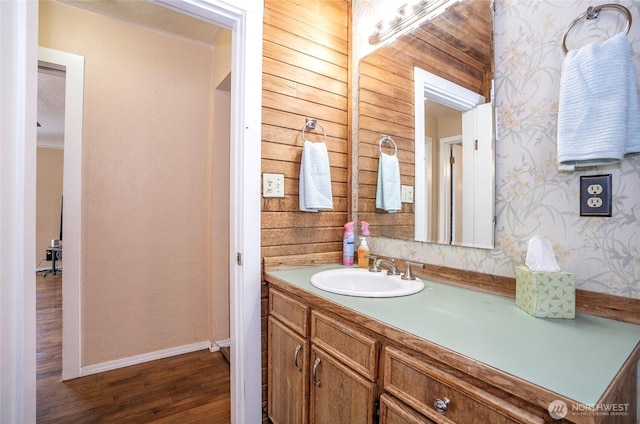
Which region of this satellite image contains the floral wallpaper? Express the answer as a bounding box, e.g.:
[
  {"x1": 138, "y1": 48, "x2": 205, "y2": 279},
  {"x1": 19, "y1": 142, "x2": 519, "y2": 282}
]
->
[{"x1": 354, "y1": 0, "x2": 640, "y2": 299}]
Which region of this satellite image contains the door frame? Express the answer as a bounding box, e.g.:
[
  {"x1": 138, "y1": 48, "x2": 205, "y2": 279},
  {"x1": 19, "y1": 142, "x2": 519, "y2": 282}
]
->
[
  {"x1": 1, "y1": 0, "x2": 263, "y2": 422},
  {"x1": 1, "y1": 3, "x2": 39, "y2": 423},
  {"x1": 38, "y1": 46, "x2": 84, "y2": 382}
]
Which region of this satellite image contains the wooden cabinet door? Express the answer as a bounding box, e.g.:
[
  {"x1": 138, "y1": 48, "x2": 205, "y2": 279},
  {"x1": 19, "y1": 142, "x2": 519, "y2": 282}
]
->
[
  {"x1": 309, "y1": 346, "x2": 376, "y2": 424},
  {"x1": 268, "y1": 316, "x2": 309, "y2": 424}
]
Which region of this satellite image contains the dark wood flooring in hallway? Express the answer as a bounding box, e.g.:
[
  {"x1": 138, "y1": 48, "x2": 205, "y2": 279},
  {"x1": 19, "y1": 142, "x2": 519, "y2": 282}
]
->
[{"x1": 36, "y1": 273, "x2": 231, "y2": 423}]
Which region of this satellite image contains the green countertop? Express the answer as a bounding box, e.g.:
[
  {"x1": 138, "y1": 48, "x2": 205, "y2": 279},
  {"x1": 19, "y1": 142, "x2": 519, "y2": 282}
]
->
[{"x1": 267, "y1": 264, "x2": 640, "y2": 407}]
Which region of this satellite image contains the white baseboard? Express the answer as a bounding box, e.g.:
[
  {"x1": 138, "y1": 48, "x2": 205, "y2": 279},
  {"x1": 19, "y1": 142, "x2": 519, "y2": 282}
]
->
[
  {"x1": 210, "y1": 338, "x2": 231, "y2": 352},
  {"x1": 80, "y1": 340, "x2": 211, "y2": 377}
]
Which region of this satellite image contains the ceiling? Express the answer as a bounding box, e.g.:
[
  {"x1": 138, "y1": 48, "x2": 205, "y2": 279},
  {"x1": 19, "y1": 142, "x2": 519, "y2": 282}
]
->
[
  {"x1": 412, "y1": 0, "x2": 493, "y2": 74},
  {"x1": 38, "y1": 0, "x2": 224, "y2": 148},
  {"x1": 63, "y1": 1, "x2": 223, "y2": 45}
]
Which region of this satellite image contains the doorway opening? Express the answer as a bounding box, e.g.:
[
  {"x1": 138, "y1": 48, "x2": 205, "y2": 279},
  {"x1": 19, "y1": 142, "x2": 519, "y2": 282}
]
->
[
  {"x1": 36, "y1": 64, "x2": 65, "y2": 276},
  {"x1": 213, "y1": 72, "x2": 232, "y2": 364},
  {"x1": 5, "y1": 1, "x2": 262, "y2": 421},
  {"x1": 38, "y1": 0, "x2": 234, "y2": 375},
  {"x1": 37, "y1": 47, "x2": 84, "y2": 381}
]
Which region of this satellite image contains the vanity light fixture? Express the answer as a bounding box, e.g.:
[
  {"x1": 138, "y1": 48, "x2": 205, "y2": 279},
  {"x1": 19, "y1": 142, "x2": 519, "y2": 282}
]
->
[{"x1": 369, "y1": 0, "x2": 461, "y2": 45}]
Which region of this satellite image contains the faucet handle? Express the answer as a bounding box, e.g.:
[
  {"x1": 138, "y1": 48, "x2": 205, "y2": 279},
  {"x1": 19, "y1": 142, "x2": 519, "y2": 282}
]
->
[
  {"x1": 401, "y1": 261, "x2": 425, "y2": 280},
  {"x1": 364, "y1": 254, "x2": 379, "y2": 272}
]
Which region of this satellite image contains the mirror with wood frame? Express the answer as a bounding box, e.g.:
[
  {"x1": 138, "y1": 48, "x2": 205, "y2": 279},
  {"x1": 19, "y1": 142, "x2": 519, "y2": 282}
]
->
[{"x1": 357, "y1": 0, "x2": 494, "y2": 248}]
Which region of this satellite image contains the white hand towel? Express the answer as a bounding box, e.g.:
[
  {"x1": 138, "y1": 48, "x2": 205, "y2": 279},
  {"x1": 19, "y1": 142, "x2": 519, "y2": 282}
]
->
[
  {"x1": 557, "y1": 33, "x2": 640, "y2": 171},
  {"x1": 299, "y1": 140, "x2": 333, "y2": 212},
  {"x1": 375, "y1": 152, "x2": 401, "y2": 213}
]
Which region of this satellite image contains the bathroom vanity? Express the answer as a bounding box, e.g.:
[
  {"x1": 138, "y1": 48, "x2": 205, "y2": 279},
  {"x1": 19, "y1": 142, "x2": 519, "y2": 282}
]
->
[{"x1": 265, "y1": 264, "x2": 640, "y2": 424}]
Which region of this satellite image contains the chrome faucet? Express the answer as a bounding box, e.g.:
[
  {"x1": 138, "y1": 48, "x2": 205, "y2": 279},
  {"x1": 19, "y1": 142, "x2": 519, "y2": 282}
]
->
[
  {"x1": 401, "y1": 261, "x2": 425, "y2": 280},
  {"x1": 374, "y1": 258, "x2": 401, "y2": 275},
  {"x1": 364, "y1": 254, "x2": 378, "y2": 272}
]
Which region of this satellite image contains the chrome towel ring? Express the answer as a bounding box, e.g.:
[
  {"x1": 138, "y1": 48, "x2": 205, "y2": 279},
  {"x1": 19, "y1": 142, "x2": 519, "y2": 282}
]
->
[
  {"x1": 302, "y1": 118, "x2": 327, "y2": 143},
  {"x1": 562, "y1": 3, "x2": 632, "y2": 55},
  {"x1": 379, "y1": 134, "x2": 398, "y2": 156}
]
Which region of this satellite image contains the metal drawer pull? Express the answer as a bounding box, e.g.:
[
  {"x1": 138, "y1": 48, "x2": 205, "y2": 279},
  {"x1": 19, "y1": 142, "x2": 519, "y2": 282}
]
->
[
  {"x1": 293, "y1": 345, "x2": 302, "y2": 371},
  {"x1": 312, "y1": 357, "x2": 322, "y2": 387},
  {"x1": 434, "y1": 397, "x2": 450, "y2": 414}
]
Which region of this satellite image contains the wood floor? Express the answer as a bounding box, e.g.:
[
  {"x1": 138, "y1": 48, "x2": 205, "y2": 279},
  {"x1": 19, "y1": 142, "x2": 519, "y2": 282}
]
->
[{"x1": 36, "y1": 273, "x2": 231, "y2": 423}]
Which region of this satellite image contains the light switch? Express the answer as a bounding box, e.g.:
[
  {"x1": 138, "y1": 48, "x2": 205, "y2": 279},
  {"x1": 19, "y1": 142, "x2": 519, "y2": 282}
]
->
[
  {"x1": 401, "y1": 185, "x2": 414, "y2": 203},
  {"x1": 263, "y1": 173, "x2": 285, "y2": 198}
]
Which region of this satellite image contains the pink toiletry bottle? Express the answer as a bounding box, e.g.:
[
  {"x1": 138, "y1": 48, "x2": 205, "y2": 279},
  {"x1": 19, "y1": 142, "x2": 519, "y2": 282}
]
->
[
  {"x1": 360, "y1": 221, "x2": 369, "y2": 238},
  {"x1": 343, "y1": 221, "x2": 355, "y2": 266}
]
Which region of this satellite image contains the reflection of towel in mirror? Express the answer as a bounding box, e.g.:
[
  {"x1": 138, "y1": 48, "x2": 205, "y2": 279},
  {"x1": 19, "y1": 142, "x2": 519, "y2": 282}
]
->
[
  {"x1": 299, "y1": 140, "x2": 333, "y2": 212},
  {"x1": 557, "y1": 33, "x2": 640, "y2": 171},
  {"x1": 376, "y1": 152, "x2": 401, "y2": 213}
]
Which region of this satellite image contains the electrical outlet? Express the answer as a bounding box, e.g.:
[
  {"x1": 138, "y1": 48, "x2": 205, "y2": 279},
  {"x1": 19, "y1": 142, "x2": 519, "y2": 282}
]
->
[
  {"x1": 401, "y1": 185, "x2": 414, "y2": 203},
  {"x1": 263, "y1": 173, "x2": 284, "y2": 198},
  {"x1": 580, "y1": 174, "x2": 611, "y2": 217},
  {"x1": 587, "y1": 184, "x2": 603, "y2": 195},
  {"x1": 586, "y1": 197, "x2": 603, "y2": 208}
]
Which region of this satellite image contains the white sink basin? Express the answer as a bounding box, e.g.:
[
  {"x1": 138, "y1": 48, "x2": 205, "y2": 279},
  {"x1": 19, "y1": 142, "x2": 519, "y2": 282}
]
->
[{"x1": 310, "y1": 268, "x2": 425, "y2": 298}]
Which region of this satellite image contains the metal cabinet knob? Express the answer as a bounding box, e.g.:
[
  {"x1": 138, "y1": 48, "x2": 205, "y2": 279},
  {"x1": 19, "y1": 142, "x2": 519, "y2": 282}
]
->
[{"x1": 433, "y1": 397, "x2": 450, "y2": 414}]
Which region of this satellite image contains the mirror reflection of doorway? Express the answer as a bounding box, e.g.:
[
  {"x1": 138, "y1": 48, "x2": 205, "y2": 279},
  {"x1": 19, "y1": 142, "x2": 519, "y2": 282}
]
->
[
  {"x1": 424, "y1": 96, "x2": 464, "y2": 246},
  {"x1": 438, "y1": 135, "x2": 463, "y2": 245},
  {"x1": 414, "y1": 67, "x2": 494, "y2": 248}
]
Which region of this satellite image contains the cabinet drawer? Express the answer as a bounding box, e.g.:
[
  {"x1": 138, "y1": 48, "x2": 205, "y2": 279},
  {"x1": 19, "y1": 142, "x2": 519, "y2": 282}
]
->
[
  {"x1": 383, "y1": 346, "x2": 543, "y2": 424},
  {"x1": 270, "y1": 289, "x2": 309, "y2": 336},
  {"x1": 310, "y1": 310, "x2": 378, "y2": 381},
  {"x1": 379, "y1": 394, "x2": 435, "y2": 424}
]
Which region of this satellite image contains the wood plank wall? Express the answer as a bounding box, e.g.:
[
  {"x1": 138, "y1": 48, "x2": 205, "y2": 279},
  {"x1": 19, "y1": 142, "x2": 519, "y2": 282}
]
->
[
  {"x1": 261, "y1": 0, "x2": 350, "y2": 259},
  {"x1": 261, "y1": 0, "x2": 350, "y2": 419},
  {"x1": 358, "y1": 0, "x2": 492, "y2": 240}
]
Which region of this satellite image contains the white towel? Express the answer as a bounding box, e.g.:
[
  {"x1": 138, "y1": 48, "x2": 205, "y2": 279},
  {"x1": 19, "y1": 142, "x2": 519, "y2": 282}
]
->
[
  {"x1": 299, "y1": 140, "x2": 333, "y2": 212},
  {"x1": 375, "y1": 152, "x2": 401, "y2": 213},
  {"x1": 557, "y1": 33, "x2": 640, "y2": 171}
]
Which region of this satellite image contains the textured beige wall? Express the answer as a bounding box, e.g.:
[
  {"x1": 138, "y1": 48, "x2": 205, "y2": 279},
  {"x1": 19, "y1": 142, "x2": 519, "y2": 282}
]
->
[
  {"x1": 212, "y1": 30, "x2": 232, "y2": 90},
  {"x1": 39, "y1": 1, "x2": 216, "y2": 365},
  {"x1": 36, "y1": 147, "x2": 63, "y2": 267},
  {"x1": 437, "y1": 111, "x2": 461, "y2": 139}
]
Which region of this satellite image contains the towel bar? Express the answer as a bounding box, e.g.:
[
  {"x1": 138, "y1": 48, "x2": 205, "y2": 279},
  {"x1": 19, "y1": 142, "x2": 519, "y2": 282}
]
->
[{"x1": 562, "y1": 3, "x2": 632, "y2": 54}]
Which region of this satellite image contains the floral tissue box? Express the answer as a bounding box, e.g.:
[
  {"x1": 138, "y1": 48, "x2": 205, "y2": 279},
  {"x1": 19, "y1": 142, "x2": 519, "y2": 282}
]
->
[{"x1": 515, "y1": 266, "x2": 575, "y2": 319}]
